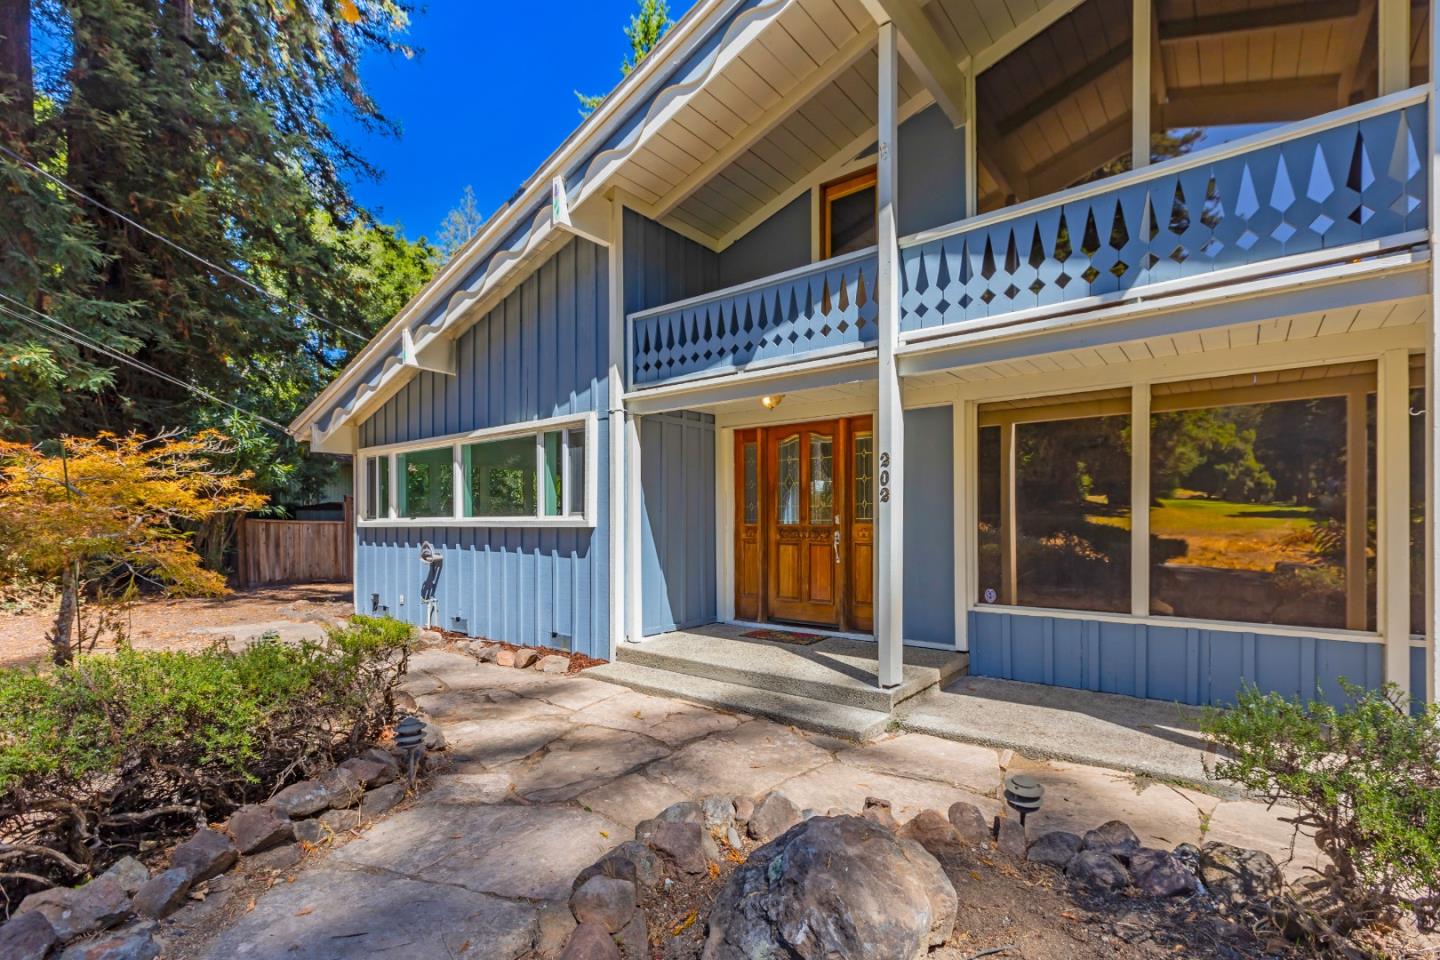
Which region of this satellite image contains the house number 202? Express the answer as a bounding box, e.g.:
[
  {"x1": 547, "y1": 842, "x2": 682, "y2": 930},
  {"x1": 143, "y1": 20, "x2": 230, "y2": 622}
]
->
[{"x1": 878, "y1": 451, "x2": 891, "y2": 503}]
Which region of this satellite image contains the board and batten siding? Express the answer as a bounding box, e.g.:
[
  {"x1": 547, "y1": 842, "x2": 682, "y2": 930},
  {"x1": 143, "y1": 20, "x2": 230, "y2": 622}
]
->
[
  {"x1": 640, "y1": 411, "x2": 718, "y2": 635},
  {"x1": 355, "y1": 237, "x2": 612, "y2": 658},
  {"x1": 967, "y1": 610, "x2": 1387, "y2": 709}
]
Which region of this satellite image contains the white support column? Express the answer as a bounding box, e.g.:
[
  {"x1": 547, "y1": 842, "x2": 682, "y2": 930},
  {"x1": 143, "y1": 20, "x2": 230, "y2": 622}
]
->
[
  {"x1": 625, "y1": 413, "x2": 644, "y2": 646},
  {"x1": 876, "y1": 20, "x2": 906, "y2": 688},
  {"x1": 1129, "y1": 384, "x2": 1150, "y2": 618},
  {"x1": 954, "y1": 397, "x2": 973, "y2": 651},
  {"x1": 1428, "y1": 8, "x2": 1440, "y2": 706},
  {"x1": 1378, "y1": 0, "x2": 1411, "y2": 96},
  {"x1": 1131, "y1": 0, "x2": 1152, "y2": 168},
  {"x1": 1345, "y1": 387, "x2": 1370, "y2": 631},
  {"x1": 608, "y1": 195, "x2": 628, "y2": 659},
  {"x1": 1378, "y1": 347, "x2": 1412, "y2": 693},
  {"x1": 963, "y1": 66, "x2": 978, "y2": 218}
]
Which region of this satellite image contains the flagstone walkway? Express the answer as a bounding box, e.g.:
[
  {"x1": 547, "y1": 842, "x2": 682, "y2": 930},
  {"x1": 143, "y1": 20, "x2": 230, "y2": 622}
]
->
[{"x1": 189, "y1": 646, "x2": 1320, "y2": 960}]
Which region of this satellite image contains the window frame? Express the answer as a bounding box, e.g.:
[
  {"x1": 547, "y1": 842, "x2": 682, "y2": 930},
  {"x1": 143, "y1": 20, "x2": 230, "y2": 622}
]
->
[
  {"x1": 356, "y1": 412, "x2": 598, "y2": 528},
  {"x1": 820, "y1": 166, "x2": 877, "y2": 259}
]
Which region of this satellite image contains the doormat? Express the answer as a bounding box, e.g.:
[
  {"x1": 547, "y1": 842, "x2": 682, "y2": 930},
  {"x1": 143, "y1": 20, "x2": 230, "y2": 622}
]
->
[{"x1": 741, "y1": 628, "x2": 827, "y2": 646}]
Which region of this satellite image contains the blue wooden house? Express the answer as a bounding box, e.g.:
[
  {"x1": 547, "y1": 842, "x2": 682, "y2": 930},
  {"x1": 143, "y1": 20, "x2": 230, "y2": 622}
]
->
[{"x1": 291, "y1": 0, "x2": 1437, "y2": 720}]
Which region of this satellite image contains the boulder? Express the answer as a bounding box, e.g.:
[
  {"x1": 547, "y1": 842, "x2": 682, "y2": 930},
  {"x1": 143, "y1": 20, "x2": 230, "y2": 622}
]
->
[
  {"x1": 614, "y1": 913, "x2": 648, "y2": 960},
  {"x1": 101, "y1": 857, "x2": 149, "y2": 895},
  {"x1": 946, "y1": 802, "x2": 990, "y2": 845},
  {"x1": 538, "y1": 654, "x2": 571, "y2": 674},
  {"x1": 1066, "y1": 850, "x2": 1130, "y2": 891},
  {"x1": 1082, "y1": 820, "x2": 1141, "y2": 858},
  {"x1": 497, "y1": 649, "x2": 517, "y2": 668},
  {"x1": 415, "y1": 629, "x2": 445, "y2": 647},
  {"x1": 747, "y1": 792, "x2": 801, "y2": 842},
  {"x1": 1026, "y1": 831, "x2": 1082, "y2": 870},
  {"x1": 700, "y1": 795, "x2": 736, "y2": 834},
  {"x1": 226, "y1": 804, "x2": 293, "y2": 854},
  {"x1": 648, "y1": 821, "x2": 718, "y2": 876},
  {"x1": 422, "y1": 721, "x2": 447, "y2": 751},
  {"x1": 513, "y1": 648, "x2": 539, "y2": 669},
  {"x1": 860, "y1": 796, "x2": 896, "y2": 830},
  {"x1": 269, "y1": 779, "x2": 330, "y2": 818},
  {"x1": 732, "y1": 797, "x2": 754, "y2": 827},
  {"x1": 995, "y1": 817, "x2": 1027, "y2": 858},
  {"x1": 897, "y1": 810, "x2": 964, "y2": 859},
  {"x1": 634, "y1": 802, "x2": 702, "y2": 846},
  {"x1": 360, "y1": 748, "x2": 401, "y2": 784},
  {"x1": 573, "y1": 842, "x2": 666, "y2": 895},
  {"x1": 17, "y1": 876, "x2": 130, "y2": 940},
  {"x1": 471, "y1": 643, "x2": 501, "y2": 663},
  {"x1": 560, "y1": 923, "x2": 621, "y2": 960},
  {"x1": 57, "y1": 924, "x2": 159, "y2": 960},
  {"x1": 360, "y1": 782, "x2": 406, "y2": 818},
  {"x1": 0, "y1": 911, "x2": 59, "y2": 960},
  {"x1": 318, "y1": 767, "x2": 365, "y2": 809},
  {"x1": 1129, "y1": 848, "x2": 1198, "y2": 898},
  {"x1": 536, "y1": 901, "x2": 578, "y2": 959},
  {"x1": 245, "y1": 844, "x2": 302, "y2": 873},
  {"x1": 569, "y1": 876, "x2": 637, "y2": 933},
  {"x1": 1199, "y1": 842, "x2": 1281, "y2": 909},
  {"x1": 393, "y1": 690, "x2": 418, "y2": 713},
  {"x1": 170, "y1": 828, "x2": 238, "y2": 883},
  {"x1": 338, "y1": 757, "x2": 390, "y2": 787},
  {"x1": 319, "y1": 809, "x2": 360, "y2": 834},
  {"x1": 292, "y1": 819, "x2": 325, "y2": 845},
  {"x1": 703, "y1": 815, "x2": 956, "y2": 960},
  {"x1": 132, "y1": 868, "x2": 193, "y2": 919}
]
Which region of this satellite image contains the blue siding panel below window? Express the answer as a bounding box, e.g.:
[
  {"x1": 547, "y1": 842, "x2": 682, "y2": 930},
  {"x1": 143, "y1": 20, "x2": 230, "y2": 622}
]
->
[
  {"x1": 1412, "y1": 646, "x2": 1429, "y2": 714},
  {"x1": 968, "y1": 610, "x2": 1388, "y2": 708},
  {"x1": 355, "y1": 238, "x2": 611, "y2": 659}
]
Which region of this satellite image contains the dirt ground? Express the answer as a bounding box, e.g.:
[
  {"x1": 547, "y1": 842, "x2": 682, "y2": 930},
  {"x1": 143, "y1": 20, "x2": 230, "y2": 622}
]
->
[{"x1": 0, "y1": 582, "x2": 353, "y2": 670}]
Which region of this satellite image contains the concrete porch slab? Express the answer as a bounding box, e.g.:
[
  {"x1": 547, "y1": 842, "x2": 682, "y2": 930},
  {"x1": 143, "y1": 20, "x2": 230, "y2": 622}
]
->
[
  {"x1": 897, "y1": 675, "x2": 1222, "y2": 792},
  {"x1": 615, "y1": 623, "x2": 967, "y2": 712}
]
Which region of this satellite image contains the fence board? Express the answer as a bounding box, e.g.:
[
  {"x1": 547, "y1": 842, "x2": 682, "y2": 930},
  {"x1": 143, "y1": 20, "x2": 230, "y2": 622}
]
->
[{"x1": 237, "y1": 504, "x2": 352, "y2": 586}]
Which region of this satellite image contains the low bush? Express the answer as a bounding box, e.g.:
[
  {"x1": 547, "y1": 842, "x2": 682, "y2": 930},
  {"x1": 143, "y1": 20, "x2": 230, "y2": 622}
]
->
[
  {"x1": 1203, "y1": 682, "x2": 1440, "y2": 939},
  {"x1": 0, "y1": 615, "x2": 413, "y2": 908}
]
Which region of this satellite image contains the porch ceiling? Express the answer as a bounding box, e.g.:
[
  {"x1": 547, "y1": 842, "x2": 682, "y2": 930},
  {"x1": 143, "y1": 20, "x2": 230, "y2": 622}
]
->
[{"x1": 903, "y1": 297, "x2": 1430, "y2": 395}]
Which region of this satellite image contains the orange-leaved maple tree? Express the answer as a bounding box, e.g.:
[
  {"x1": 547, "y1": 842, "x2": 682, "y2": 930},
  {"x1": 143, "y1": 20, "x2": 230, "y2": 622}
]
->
[{"x1": 0, "y1": 431, "x2": 267, "y2": 664}]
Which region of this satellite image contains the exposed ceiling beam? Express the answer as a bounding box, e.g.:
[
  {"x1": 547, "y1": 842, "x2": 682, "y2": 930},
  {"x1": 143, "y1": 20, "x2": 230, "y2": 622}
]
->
[
  {"x1": 971, "y1": 0, "x2": 1089, "y2": 74},
  {"x1": 1158, "y1": 76, "x2": 1343, "y2": 128},
  {"x1": 650, "y1": 28, "x2": 877, "y2": 221},
  {"x1": 977, "y1": 111, "x2": 1029, "y2": 200},
  {"x1": 874, "y1": 0, "x2": 969, "y2": 126},
  {"x1": 1159, "y1": 0, "x2": 1359, "y2": 44},
  {"x1": 1337, "y1": 0, "x2": 1378, "y2": 106},
  {"x1": 1150, "y1": 1, "x2": 1168, "y2": 105},
  {"x1": 995, "y1": 43, "x2": 1130, "y2": 136},
  {"x1": 1025, "y1": 113, "x2": 1130, "y2": 198}
]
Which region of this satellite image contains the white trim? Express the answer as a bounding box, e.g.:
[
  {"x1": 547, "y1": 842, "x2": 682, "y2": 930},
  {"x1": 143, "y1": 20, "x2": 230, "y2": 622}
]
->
[
  {"x1": 969, "y1": 603, "x2": 1385, "y2": 646},
  {"x1": 354, "y1": 412, "x2": 598, "y2": 528},
  {"x1": 1378, "y1": 347, "x2": 1413, "y2": 689},
  {"x1": 713, "y1": 394, "x2": 878, "y2": 430},
  {"x1": 609, "y1": 195, "x2": 628, "y2": 660},
  {"x1": 953, "y1": 397, "x2": 970, "y2": 652},
  {"x1": 625, "y1": 414, "x2": 644, "y2": 644},
  {"x1": 898, "y1": 233, "x2": 1430, "y2": 348},
  {"x1": 1131, "y1": 0, "x2": 1151, "y2": 169},
  {"x1": 902, "y1": 86, "x2": 1431, "y2": 249},
  {"x1": 624, "y1": 349, "x2": 879, "y2": 405},
  {"x1": 1378, "y1": 0, "x2": 1411, "y2": 96},
  {"x1": 1129, "y1": 383, "x2": 1150, "y2": 618},
  {"x1": 716, "y1": 426, "x2": 736, "y2": 622}
]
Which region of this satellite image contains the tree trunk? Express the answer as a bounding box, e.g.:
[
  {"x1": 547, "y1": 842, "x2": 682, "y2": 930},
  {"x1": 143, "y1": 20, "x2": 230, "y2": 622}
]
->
[
  {"x1": 0, "y1": 0, "x2": 33, "y2": 145},
  {"x1": 50, "y1": 561, "x2": 78, "y2": 665}
]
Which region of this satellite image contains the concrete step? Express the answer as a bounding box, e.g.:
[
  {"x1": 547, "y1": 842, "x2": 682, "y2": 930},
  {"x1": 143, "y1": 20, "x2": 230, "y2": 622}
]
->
[
  {"x1": 614, "y1": 636, "x2": 963, "y2": 713},
  {"x1": 586, "y1": 661, "x2": 893, "y2": 741}
]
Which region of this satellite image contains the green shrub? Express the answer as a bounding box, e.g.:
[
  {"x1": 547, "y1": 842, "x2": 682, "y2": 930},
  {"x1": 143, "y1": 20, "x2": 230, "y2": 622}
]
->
[
  {"x1": 1203, "y1": 682, "x2": 1440, "y2": 934},
  {"x1": 0, "y1": 615, "x2": 413, "y2": 906}
]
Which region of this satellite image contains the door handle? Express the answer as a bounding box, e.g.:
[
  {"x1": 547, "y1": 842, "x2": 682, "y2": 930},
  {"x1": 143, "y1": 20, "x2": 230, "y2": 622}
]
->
[{"x1": 832, "y1": 529, "x2": 841, "y2": 564}]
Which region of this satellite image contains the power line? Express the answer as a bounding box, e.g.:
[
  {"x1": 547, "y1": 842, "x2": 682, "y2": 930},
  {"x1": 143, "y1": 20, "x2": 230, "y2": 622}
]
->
[
  {"x1": 0, "y1": 292, "x2": 289, "y2": 433},
  {"x1": 0, "y1": 142, "x2": 369, "y2": 345}
]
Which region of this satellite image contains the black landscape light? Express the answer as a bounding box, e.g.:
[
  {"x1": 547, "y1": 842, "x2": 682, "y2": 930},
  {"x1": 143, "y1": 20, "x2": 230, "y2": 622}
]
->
[
  {"x1": 395, "y1": 713, "x2": 426, "y2": 787},
  {"x1": 1003, "y1": 773, "x2": 1045, "y2": 825}
]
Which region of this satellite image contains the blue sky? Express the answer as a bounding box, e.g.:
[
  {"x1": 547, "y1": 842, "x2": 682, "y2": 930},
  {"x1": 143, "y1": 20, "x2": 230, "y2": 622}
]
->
[{"x1": 335, "y1": 1, "x2": 696, "y2": 244}]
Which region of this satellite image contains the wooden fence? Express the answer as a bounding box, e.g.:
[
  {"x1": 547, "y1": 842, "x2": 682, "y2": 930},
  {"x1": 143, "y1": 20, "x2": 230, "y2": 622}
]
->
[{"x1": 235, "y1": 498, "x2": 353, "y2": 587}]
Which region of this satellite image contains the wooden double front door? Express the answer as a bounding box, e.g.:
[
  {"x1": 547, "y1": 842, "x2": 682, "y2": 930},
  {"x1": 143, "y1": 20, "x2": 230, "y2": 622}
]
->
[{"x1": 734, "y1": 417, "x2": 874, "y2": 633}]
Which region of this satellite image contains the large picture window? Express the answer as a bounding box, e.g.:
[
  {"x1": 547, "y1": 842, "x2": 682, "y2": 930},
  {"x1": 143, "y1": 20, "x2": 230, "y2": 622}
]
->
[{"x1": 358, "y1": 414, "x2": 596, "y2": 526}]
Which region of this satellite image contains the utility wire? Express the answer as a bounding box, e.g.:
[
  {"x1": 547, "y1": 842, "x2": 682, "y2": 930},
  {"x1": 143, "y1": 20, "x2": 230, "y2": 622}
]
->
[
  {"x1": 0, "y1": 142, "x2": 369, "y2": 344},
  {"x1": 0, "y1": 292, "x2": 289, "y2": 433}
]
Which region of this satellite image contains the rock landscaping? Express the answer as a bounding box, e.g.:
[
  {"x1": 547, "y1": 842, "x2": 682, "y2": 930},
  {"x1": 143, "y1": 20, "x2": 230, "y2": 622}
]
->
[
  {"x1": 549, "y1": 787, "x2": 1316, "y2": 960},
  {"x1": 0, "y1": 740, "x2": 420, "y2": 960}
]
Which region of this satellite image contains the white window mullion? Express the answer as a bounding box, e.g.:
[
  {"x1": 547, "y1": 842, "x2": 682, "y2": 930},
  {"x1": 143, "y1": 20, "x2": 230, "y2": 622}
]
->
[
  {"x1": 452, "y1": 444, "x2": 464, "y2": 520},
  {"x1": 535, "y1": 433, "x2": 545, "y2": 520}
]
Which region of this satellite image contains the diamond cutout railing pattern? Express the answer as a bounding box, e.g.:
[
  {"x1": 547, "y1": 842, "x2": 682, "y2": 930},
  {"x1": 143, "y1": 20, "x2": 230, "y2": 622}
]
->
[
  {"x1": 630, "y1": 250, "x2": 878, "y2": 387},
  {"x1": 899, "y1": 100, "x2": 1427, "y2": 335}
]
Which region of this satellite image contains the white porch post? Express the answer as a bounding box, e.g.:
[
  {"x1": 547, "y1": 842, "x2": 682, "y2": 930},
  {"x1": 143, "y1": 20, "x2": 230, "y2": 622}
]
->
[
  {"x1": 876, "y1": 20, "x2": 906, "y2": 688},
  {"x1": 1378, "y1": 348, "x2": 1411, "y2": 694},
  {"x1": 1427, "y1": 4, "x2": 1439, "y2": 706},
  {"x1": 1129, "y1": 384, "x2": 1150, "y2": 617},
  {"x1": 625, "y1": 413, "x2": 644, "y2": 646},
  {"x1": 608, "y1": 195, "x2": 627, "y2": 658},
  {"x1": 1378, "y1": 0, "x2": 1411, "y2": 96},
  {"x1": 1131, "y1": 0, "x2": 1152, "y2": 168}
]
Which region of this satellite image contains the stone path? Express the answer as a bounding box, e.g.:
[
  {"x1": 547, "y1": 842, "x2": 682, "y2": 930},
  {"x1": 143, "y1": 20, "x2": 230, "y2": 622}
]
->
[{"x1": 197, "y1": 647, "x2": 1322, "y2": 960}]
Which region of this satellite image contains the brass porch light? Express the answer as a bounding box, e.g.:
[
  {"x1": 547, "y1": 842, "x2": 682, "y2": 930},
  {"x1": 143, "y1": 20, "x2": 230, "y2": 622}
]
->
[{"x1": 760, "y1": 394, "x2": 785, "y2": 410}]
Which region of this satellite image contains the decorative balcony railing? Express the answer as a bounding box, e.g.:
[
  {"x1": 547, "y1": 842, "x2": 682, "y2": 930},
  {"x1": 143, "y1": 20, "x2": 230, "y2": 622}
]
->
[
  {"x1": 629, "y1": 248, "x2": 879, "y2": 387},
  {"x1": 899, "y1": 87, "x2": 1429, "y2": 337}
]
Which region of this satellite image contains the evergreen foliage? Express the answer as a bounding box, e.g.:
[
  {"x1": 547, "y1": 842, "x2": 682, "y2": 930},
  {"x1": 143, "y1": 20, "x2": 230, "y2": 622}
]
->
[{"x1": 575, "y1": 0, "x2": 674, "y2": 117}]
